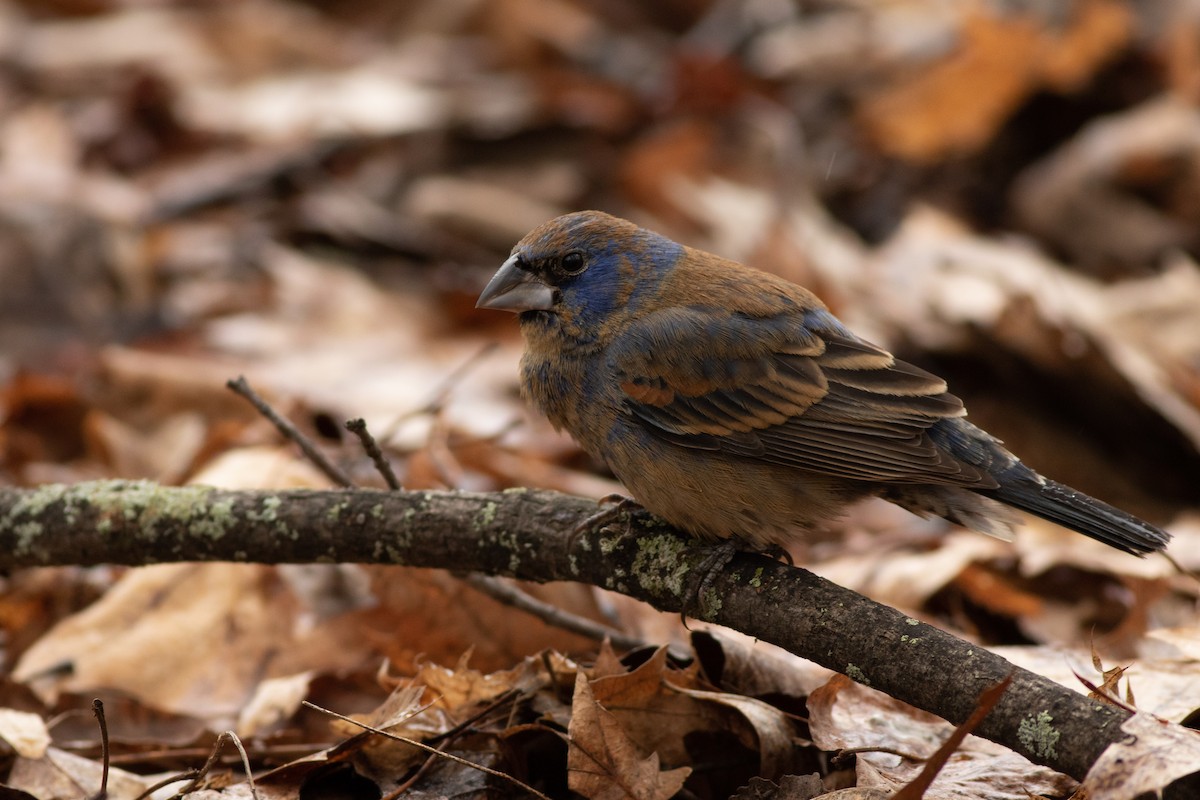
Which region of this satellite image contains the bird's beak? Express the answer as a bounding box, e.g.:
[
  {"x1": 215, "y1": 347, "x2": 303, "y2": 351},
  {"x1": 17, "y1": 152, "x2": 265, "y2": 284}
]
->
[{"x1": 476, "y1": 254, "x2": 555, "y2": 312}]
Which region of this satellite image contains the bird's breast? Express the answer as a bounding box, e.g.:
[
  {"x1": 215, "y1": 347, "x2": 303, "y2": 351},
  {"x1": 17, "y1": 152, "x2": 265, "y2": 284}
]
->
[{"x1": 519, "y1": 348, "x2": 618, "y2": 456}]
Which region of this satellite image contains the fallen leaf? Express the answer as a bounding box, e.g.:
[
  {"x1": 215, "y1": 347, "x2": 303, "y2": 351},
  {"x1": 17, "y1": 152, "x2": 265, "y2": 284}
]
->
[
  {"x1": 236, "y1": 671, "x2": 315, "y2": 738},
  {"x1": 588, "y1": 647, "x2": 715, "y2": 767},
  {"x1": 859, "y1": 2, "x2": 1131, "y2": 161},
  {"x1": 808, "y1": 674, "x2": 1075, "y2": 799},
  {"x1": 891, "y1": 675, "x2": 1011, "y2": 800},
  {"x1": 11, "y1": 563, "x2": 361, "y2": 727},
  {"x1": 0, "y1": 708, "x2": 50, "y2": 758},
  {"x1": 7, "y1": 746, "x2": 149, "y2": 800},
  {"x1": 1083, "y1": 712, "x2": 1200, "y2": 799},
  {"x1": 567, "y1": 671, "x2": 691, "y2": 800}
]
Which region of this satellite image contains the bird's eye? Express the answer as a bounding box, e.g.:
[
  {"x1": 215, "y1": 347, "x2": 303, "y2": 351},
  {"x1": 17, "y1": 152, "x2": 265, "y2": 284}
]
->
[{"x1": 561, "y1": 251, "x2": 586, "y2": 275}]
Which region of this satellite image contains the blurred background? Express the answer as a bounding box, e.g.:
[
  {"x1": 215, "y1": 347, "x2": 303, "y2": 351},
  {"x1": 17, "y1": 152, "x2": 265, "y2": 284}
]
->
[{"x1": 1, "y1": 0, "x2": 1199, "y2": 794}]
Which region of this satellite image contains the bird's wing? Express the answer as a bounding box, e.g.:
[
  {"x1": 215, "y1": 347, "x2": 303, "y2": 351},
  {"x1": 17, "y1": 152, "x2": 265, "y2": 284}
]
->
[{"x1": 610, "y1": 305, "x2": 994, "y2": 486}]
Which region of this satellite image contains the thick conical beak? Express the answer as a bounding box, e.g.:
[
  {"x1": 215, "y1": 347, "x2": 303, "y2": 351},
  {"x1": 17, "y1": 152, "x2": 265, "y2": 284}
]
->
[{"x1": 476, "y1": 254, "x2": 555, "y2": 312}]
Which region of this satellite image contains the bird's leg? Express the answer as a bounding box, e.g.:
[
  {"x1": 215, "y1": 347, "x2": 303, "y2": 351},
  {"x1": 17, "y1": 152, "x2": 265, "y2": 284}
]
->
[
  {"x1": 681, "y1": 540, "x2": 795, "y2": 627},
  {"x1": 681, "y1": 539, "x2": 741, "y2": 628},
  {"x1": 569, "y1": 494, "x2": 643, "y2": 546},
  {"x1": 759, "y1": 543, "x2": 794, "y2": 567}
]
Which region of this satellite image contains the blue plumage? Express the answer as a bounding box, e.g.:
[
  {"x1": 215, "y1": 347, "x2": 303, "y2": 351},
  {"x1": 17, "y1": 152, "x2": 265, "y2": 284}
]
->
[{"x1": 477, "y1": 211, "x2": 1171, "y2": 556}]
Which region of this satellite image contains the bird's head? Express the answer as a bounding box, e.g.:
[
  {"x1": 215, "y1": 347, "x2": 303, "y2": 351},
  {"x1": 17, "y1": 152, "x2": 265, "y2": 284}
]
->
[{"x1": 476, "y1": 211, "x2": 682, "y2": 342}]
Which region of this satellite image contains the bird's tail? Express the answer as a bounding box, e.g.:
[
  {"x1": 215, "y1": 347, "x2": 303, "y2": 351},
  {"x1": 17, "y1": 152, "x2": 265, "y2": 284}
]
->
[{"x1": 981, "y1": 472, "x2": 1171, "y2": 556}]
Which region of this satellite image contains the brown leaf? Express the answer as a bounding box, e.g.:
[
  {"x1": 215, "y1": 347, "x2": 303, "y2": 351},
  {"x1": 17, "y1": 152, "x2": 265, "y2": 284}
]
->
[
  {"x1": 890, "y1": 675, "x2": 1011, "y2": 800},
  {"x1": 589, "y1": 638, "x2": 627, "y2": 680},
  {"x1": 0, "y1": 709, "x2": 50, "y2": 759},
  {"x1": 619, "y1": 120, "x2": 717, "y2": 225},
  {"x1": 808, "y1": 674, "x2": 1075, "y2": 798},
  {"x1": 8, "y1": 747, "x2": 151, "y2": 800},
  {"x1": 859, "y1": 1, "x2": 1132, "y2": 162},
  {"x1": 691, "y1": 629, "x2": 832, "y2": 699},
  {"x1": 1083, "y1": 712, "x2": 1200, "y2": 799},
  {"x1": 567, "y1": 672, "x2": 691, "y2": 800},
  {"x1": 953, "y1": 563, "x2": 1044, "y2": 618},
  {"x1": 589, "y1": 646, "x2": 713, "y2": 767},
  {"x1": 365, "y1": 568, "x2": 603, "y2": 674},
  {"x1": 11, "y1": 564, "x2": 372, "y2": 724},
  {"x1": 858, "y1": 10, "x2": 1043, "y2": 161},
  {"x1": 1087, "y1": 643, "x2": 1131, "y2": 706}
]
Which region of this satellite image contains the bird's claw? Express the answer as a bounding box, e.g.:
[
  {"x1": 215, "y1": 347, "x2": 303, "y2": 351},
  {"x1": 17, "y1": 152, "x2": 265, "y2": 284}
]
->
[
  {"x1": 680, "y1": 540, "x2": 795, "y2": 627},
  {"x1": 760, "y1": 543, "x2": 794, "y2": 567},
  {"x1": 569, "y1": 494, "x2": 643, "y2": 547},
  {"x1": 680, "y1": 540, "x2": 740, "y2": 629}
]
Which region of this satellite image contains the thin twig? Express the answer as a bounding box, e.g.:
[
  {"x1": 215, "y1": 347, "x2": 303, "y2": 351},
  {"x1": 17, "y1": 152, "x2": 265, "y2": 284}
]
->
[
  {"x1": 167, "y1": 736, "x2": 225, "y2": 800},
  {"x1": 429, "y1": 688, "x2": 521, "y2": 746},
  {"x1": 463, "y1": 574, "x2": 649, "y2": 653},
  {"x1": 45, "y1": 707, "x2": 92, "y2": 732},
  {"x1": 166, "y1": 731, "x2": 259, "y2": 800},
  {"x1": 831, "y1": 745, "x2": 929, "y2": 767},
  {"x1": 419, "y1": 342, "x2": 499, "y2": 414},
  {"x1": 90, "y1": 699, "x2": 109, "y2": 800},
  {"x1": 226, "y1": 376, "x2": 354, "y2": 487},
  {"x1": 86, "y1": 742, "x2": 330, "y2": 766},
  {"x1": 380, "y1": 343, "x2": 499, "y2": 441},
  {"x1": 423, "y1": 341, "x2": 499, "y2": 410},
  {"x1": 224, "y1": 731, "x2": 260, "y2": 800},
  {"x1": 384, "y1": 752, "x2": 440, "y2": 800},
  {"x1": 1073, "y1": 672, "x2": 1139, "y2": 714},
  {"x1": 131, "y1": 770, "x2": 200, "y2": 800},
  {"x1": 424, "y1": 413, "x2": 465, "y2": 487},
  {"x1": 892, "y1": 675, "x2": 1013, "y2": 800},
  {"x1": 345, "y1": 418, "x2": 401, "y2": 490},
  {"x1": 302, "y1": 700, "x2": 552, "y2": 800},
  {"x1": 379, "y1": 684, "x2": 529, "y2": 798}
]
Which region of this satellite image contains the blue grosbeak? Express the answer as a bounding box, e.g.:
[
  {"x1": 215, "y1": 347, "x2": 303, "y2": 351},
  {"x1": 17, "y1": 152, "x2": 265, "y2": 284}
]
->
[{"x1": 477, "y1": 211, "x2": 1170, "y2": 555}]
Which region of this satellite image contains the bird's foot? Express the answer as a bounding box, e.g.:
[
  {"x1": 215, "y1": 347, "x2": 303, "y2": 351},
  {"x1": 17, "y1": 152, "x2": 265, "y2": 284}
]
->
[
  {"x1": 680, "y1": 540, "x2": 795, "y2": 627},
  {"x1": 681, "y1": 540, "x2": 741, "y2": 629},
  {"x1": 569, "y1": 494, "x2": 643, "y2": 548},
  {"x1": 759, "y1": 543, "x2": 794, "y2": 567}
]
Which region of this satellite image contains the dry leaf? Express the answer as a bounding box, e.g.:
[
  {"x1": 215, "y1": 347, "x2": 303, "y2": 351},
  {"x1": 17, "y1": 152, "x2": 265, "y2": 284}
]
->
[
  {"x1": 1083, "y1": 712, "x2": 1200, "y2": 798},
  {"x1": 860, "y1": 2, "x2": 1131, "y2": 161},
  {"x1": 808, "y1": 675, "x2": 1075, "y2": 799},
  {"x1": 10, "y1": 563, "x2": 371, "y2": 726},
  {"x1": 7, "y1": 746, "x2": 149, "y2": 800},
  {"x1": 0, "y1": 708, "x2": 51, "y2": 759},
  {"x1": 567, "y1": 672, "x2": 691, "y2": 800},
  {"x1": 236, "y1": 671, "x2": 315, "y2": 738},
  {"x1": 589, "y1": 647, "x2": 717, "y2": 767},
  {"x1": 691, "y1": 628, "x2": 833, "y2": 699},
  {"x1": 670, "y1": 684, "x2": 795, "y2": 778}
]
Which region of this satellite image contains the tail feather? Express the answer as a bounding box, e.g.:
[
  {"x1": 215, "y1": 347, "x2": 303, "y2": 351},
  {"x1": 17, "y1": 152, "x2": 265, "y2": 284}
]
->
[{"x1": 981, "y1": 475, "x2": 1171, "y2": 556}]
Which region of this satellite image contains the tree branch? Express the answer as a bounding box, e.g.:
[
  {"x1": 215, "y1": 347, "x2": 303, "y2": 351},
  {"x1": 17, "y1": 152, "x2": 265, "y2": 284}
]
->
[{"x1": 0, "y1": 480, "x2": 1195, "y2": 792}]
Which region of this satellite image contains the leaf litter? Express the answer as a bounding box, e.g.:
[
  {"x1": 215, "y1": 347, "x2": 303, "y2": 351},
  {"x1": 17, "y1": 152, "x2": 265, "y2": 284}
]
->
[{"x1": 0, "y1": 0, "x2": 1199, "y2": 797}]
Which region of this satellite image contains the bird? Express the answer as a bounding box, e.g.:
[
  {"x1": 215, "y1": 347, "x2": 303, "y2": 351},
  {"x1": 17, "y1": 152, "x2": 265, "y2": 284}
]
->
[{"x1": 476, "y1": 210, "x2": 1171, "y2": 557}]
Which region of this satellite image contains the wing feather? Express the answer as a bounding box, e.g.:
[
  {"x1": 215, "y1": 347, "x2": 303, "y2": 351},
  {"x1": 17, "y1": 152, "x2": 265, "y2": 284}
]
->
[{"x1": 612, "y1": 305, "x2": 990, "y2": 487}]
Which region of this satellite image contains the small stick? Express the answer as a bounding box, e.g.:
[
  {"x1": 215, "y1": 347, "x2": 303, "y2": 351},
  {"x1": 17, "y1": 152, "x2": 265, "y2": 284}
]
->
[
  {"x1": 417, "y1": 342, "x2": 499, "y2": 417},
  {"x1": 345, "y1": 418, "x2": 401, "y2": 490},
  {"x1": 379, "y1": 343, "x2": 499, "y2": 441},
  {"x1": 892, "y1": 675, "x2": 1012, "y2": 800},
  {"x1": 131, "y1": 770, "x2": 200, "y2": 800},
  {"x1": 166, "y1": 731, "x2": 259, "y2": 800},
  {"x1": 302, "y1": 700, "x2": 552, "y2": 800},
  {"x1": 224, "y1": 732, "x2": 259, "y2": 800},
  {"x1": 226, "y1": 376, "x2": 354, "y2": 487},
  {"x1": 382, "y1": 694, "x2": 516, "y2": 800},
  {"x1": 463, "y1": 574, "x2": 651, "y2": 653},
  {"x1": 831, "y1": 745, "x2": 928, "y2": 767},
  {"x1": 90, "y1": 699, "x2": 109, "y2": 800}
]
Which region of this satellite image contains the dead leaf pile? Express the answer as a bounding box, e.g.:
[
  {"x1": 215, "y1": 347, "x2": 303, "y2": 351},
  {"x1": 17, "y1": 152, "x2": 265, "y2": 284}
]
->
[{"x1": 0, "y1": 0, "x2": 1198, "y2": 797}]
